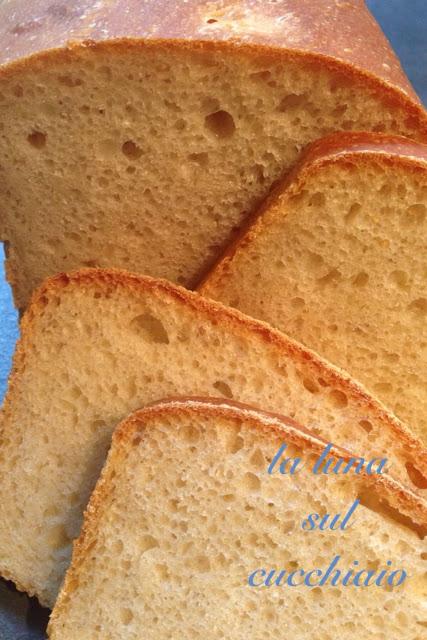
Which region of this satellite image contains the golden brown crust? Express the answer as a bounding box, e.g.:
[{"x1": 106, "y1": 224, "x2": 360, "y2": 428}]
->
[
  {"x1": 0, "y1": 0, "x2": 418, "y2": 97},
  {"x1": 3, "y1": 266, "x2": 427, "y2": 483},
  {"x1": 198, "y1": 131, "x2": 427, "y2": 292},
  {"x1": 0, "y1": 2, "x2": 426, "y2": 138},
  {"x1": 288, "y1": 131, "x2": 427, "y2": 166},
  {"x1": 49, "y1": 397, "x2": 427, "y2": 634}
]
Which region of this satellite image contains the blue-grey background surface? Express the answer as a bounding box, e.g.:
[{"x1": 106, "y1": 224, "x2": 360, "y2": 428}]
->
[{"x1": 0, "y1": 2, "x2": 426, "y2": 637}]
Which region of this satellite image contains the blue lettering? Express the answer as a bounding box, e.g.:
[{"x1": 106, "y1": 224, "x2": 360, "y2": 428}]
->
[
  {"x1": 387, "y1": 569, "x2": 407, "y2": 587},
  {"x1": 366, "y1": 457, "x2": 388, "y2": 474},
  {"x1": 353, "y1": 569, "x2": 376, "y2": 586},
  {"x1": 267, "y1": 443, "x2": 303, "y2": 475},
  {"x1": 304, "y1": 570, "x2": 322, "y2": 587},
  {"x1": 301, "y1": 513, "x2": 320, "y2": 531},
  {"x1": 375, "y1": 561, "x2": 393, "y2": 586},
  {"x1": 319, "y1": 555, "x2": 341, "y2": 586},
  {"x1": 312, "y1": 443, "x2": 333, "y2": 474},
  {"x1": 339, "y1": 499, "x2": 359, "y2": 530},
  {"x1": 248, "y1": 569, "x2": 266, "y2": 587},
  {"x1": 287, "y1": 569, "x2": 305, "y2": 587}
]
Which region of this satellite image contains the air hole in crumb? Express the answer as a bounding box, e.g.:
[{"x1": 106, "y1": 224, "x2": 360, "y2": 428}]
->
[
  {"x1": 317, "y1": 268, "x2": 341, "y2": 286},
  {"x1": 140, "y1": 535, "x2": 159, "y2": 553},
  {"x1": 405, "y1": 463, "x2": 427, "y2": 490},
  {"x1": 83, "y1": 259, "x2": 99, "y2": 269},
  {"x1": 250, "y1": 70, "x2": 272, "y2": 82},
  {"x1": 241, "y1": 472, "x2": 261, "y2": 492},
  {"x1": 206, "y1": 18, "x2": 218, "y2": 24},
  {"x1": 120, "y1": 608, "x2": 134, "y2": 625},
  {"x1": 122, "y1": 140, "x2": 143, "y2": 160},
  {"x1": 112, "y1": 540, "x2": 124, "y2": 554},
  {"x1": 303, "y1": 378, "x2": 319, "y2": 394},
  {"x1": 47, "y1": 525, "x2": 70, "y2": 550},
  {"x1": 307, "y1": 252, "x2": 324, "y2": 269},
  {"x1": 405, "y1": 204, "x2": 426, "y2": 224},
  {"x1": 277, "y1": 93, "x2": 307, "y2": 111},
  {"x1": 283, "y1": 521, "x2": 294, "y2": 533},
  {"x1": 27, "y1": 130, "x2": 47, "y2": 148},
  {"x1": 309, "y1": 192, "x2": 325, "y2": 207},
  {"x1": 58, "y1": 75, "x2": 83, "y2": 87},
  {"x1": 328, "y1": 390, "x2": 348, "y2": 408},
  {"x1": 227, "y1": 432, "x2": 244, "y2": 454},
  {"x1": 182, "y1": 425, "x2": 200, "y2": 443},
  {"x1": 250, "y1": 448, "x2": 265, "y2": 470},
  {"x1": 353, "y1": 271, "x2": 369, "y2": 287},
  {"x1": 332, "y1": 103, "x2": 348, "y2": 117},
  {"x1": 188, "y1": 152, "x2": 209, "y2": 167},
  {"x1": 130, "y1": 313, "x2": 169, "y2": 344},
  {"x1": 345, "y1": 203, "x2": 361, "y2": 223},
  {"x1": 90, "y1": 419, "x2": 106, "y2": 433},
  {"x1": 408, "y1": 298, "x2": 427, "y2": 316},
  {"x1": 291, "y1": 297, "x2": 305, "y2": 309},
  {"x1": 359, "y1": 420, "x2": 373, "y2": 434},
  {"x1": 213, "y1": 380, "x2": 233, "y2": 398},
  {"x1": 222, "y1": 493, "x2": 235, "y2": 502},
  {"x1": 155, "y1": 564, "x2": 169, "y2": 580},
  {"x1": 374, "y1": 382, "x2": 392, "y2": 394},
  {"x1": 205, "y1": 110, "x2": 236, "y2": 138},
  {"x1": 251, "y1": 163, "x2": 266, "y2": 184},
  {"x1": 194, "y1": 555, "x2": 211, "y2": 572},
  {"x1": 390, "y1": 270, "x2": 409, "y2": 289}
]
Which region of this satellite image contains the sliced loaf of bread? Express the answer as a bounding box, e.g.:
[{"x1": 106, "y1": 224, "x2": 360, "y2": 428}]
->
[
  {"x1": 1, "y1": 268, "x2": 426, "y2": 607},
  {"x1": 1, "y1": 1, "x2": 427, "y2": 309},
  {"x1": 48, "y1": 398, "x2": 427, "y2": 639},
  {"x1": 200, "y1": 132, "x2": 427, "y2": 445}
]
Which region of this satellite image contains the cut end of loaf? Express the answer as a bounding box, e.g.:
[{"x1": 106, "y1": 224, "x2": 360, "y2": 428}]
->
[{"x1": 0, "y1": 41, "x2": 426, "y2": 310}]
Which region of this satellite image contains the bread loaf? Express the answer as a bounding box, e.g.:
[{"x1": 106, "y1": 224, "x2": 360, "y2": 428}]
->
[
  {"x1": 1, "y1": 1, "x2": 427, "y2": 309},
  {"x1": 1, "y1": 268, "x2": 426, "y2": 606},
  {"x1": 200, "y1": 132, "x2": 427, "y2": 445},
  {"x1": 48, "y1": 398, "x2": 427, "y2": 639}
]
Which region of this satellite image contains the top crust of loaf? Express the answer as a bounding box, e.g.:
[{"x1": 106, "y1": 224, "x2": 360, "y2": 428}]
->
[
  {"x1": 199, "y1": 131, "x2": 427, "y2": 292},
  {"x1": 0, "y1": 1, "x2": 426, "y2": 137},
  {"x1": 5, "y1": 267, "x2": 427, "y2": 479},
  {"x1": 49, "y1": 396, "x2": 427, "y2": 631}
]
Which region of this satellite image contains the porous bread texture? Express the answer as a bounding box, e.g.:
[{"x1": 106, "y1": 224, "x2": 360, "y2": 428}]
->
[
  {"x1": 48, "y1": 399, "x2": 427, "y2": 640},
  {"x1": 200, "y1": 137, "x2": 427, "y2": 445},
  {"x1": 1, "y1": 42, "x2": 427, "y2": 309},
  {"x1": 1, "y1": 269, "x2": 426, "y2": 607}
]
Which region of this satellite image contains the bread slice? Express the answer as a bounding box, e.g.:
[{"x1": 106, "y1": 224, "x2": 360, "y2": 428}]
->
[
  {"x1": 1, "y1": 268, "x2": 427, "y2": 607},
  {"x1": 48, "y1": 398, "x2": 427, "y2": 639},
  {"x1": 1, "y1": 2, "x2": 427, "y2": 310},
  {"x1": 200, "y1": 132, "x2": 427, "y2": 445}
]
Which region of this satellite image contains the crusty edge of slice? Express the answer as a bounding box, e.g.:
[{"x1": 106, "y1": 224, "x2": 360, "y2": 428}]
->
[
  {"x1": 48, "y1": 396, "x2": 427, "y2": 637},
  {"x1": 1, "y1": 266, "x2": 427, "y2": 605},
  {"x1": 2, "y1": 267, "x2": 427, "y2": 479},
  {"x1": 198, "y1": 131, "x2": 427, "y2": 294}
]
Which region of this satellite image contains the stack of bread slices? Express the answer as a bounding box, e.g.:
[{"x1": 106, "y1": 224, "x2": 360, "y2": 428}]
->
[{"x1": 0, "y1": 1, "x2": 426, "y2": 638}]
